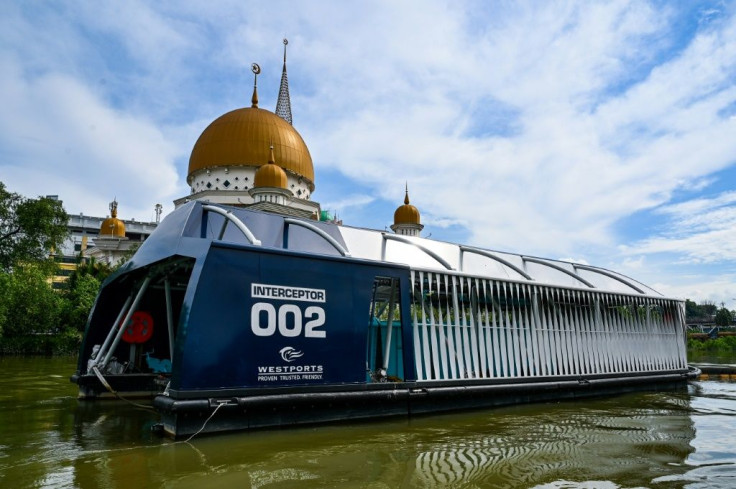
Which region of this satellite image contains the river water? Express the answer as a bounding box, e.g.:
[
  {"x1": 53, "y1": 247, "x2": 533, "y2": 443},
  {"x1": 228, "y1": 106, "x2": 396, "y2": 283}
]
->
[{"x1": 1, "y1": 356, "x2": 735, "y2": 488}]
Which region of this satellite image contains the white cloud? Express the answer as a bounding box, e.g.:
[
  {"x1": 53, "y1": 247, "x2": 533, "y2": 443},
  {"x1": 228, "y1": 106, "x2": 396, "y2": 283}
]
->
[
  {"x1": 655, "y1": 191, "x2": 736, "y2": 217},
  {"x1": 621, "y1": 190, "x2": 736, "y2": 263},
  {"x1": 625, "y1": 226, "x2": 736, "y2": 264},
  {"x1": 321, "y1": 194, "x2": 375, "y2": 213},
  {"x1": 0, "y1": 55, "x2": 186, "y2": 220},
  {"x1": 558, "y1": 257, "x2": 591, "y2": 265},
  {"x1": 1, "y1": 0, "x2": 736, "y2": 303},
  {"x1": 653, "y1": 277, "x2": 736, "y2": 309},
  {"x1": 621, "y1": 256, "x2": 644, "y2": 270},
  {"x1": 422, "y1": 214, "x2": 466, "y2": 229},
  {"x1": 279, "y1": 3, "x2": 732, "y2": 261}
]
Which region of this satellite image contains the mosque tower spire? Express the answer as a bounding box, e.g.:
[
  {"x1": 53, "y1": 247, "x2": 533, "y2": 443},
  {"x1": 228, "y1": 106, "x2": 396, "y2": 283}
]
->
[
  {"x1": 275, "y1": 38, "x2": 293, "y2": 125},
  {"x1": 250, "y1": 63, "x2": 261, "y2": 108}
]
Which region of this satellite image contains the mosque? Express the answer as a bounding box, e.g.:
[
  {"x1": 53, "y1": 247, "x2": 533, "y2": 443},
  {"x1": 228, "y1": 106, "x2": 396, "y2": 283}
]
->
[
  {"x1": 172, "y1": 39, "x2": 424, "y2": 237},
  {"x1": 78, "y1": 40, "x2": 422, "y2": 267}
]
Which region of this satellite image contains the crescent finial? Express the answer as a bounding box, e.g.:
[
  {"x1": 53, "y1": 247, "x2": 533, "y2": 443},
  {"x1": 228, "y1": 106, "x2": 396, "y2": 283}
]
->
[{"x1": 250, "y1": 63, "x2": 260, "y2": 107}]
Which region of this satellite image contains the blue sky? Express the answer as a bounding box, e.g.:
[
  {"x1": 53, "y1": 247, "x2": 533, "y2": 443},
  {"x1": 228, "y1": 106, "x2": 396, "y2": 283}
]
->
[{"x1": 1, "y1": 1, "x2": 735, "y2": 306}]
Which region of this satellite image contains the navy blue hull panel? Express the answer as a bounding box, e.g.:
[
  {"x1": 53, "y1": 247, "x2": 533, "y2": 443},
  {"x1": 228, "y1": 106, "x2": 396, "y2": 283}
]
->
[{"x1": 173, "y1": 243, "x2": 412, "y2": 392}]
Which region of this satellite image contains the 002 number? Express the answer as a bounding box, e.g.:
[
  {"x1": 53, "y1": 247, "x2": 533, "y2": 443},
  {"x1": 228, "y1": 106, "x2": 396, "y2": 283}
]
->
[{"x1": 250, "y1": 302, "x2": 326, "y2": 338}]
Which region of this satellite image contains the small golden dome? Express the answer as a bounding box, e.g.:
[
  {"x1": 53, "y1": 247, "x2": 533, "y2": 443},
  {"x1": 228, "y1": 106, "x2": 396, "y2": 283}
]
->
[
  {"x1": 254, "y1": 146, "x2": 288, "y2": 189},
  {"x1": 100, "y1": 217, "x2": 125, "y2": 237},
  {"x1": 100, "y1": 200, "x2": 126, "y2": 238},
  {"x1": 394, "y1": 188, "x2": 421, "y2": 225},
  {"x1": 188, "y1": 107, "x2": 314, "y2": 189}
]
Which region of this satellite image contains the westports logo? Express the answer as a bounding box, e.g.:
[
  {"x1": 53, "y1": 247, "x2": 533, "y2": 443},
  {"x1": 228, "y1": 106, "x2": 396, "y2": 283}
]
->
[
  {"x1": 256, "y1": 350, "x2": 324, "y2": 381},
  {"x1": 279, "y1": 346, "x2": 304, "y2": 362}
]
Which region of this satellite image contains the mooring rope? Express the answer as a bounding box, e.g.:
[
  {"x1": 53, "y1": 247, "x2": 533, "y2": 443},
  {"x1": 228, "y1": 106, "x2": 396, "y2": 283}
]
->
[
  {"x1": 91, "y1": 365, "x2": 155, "y2": 411},
  {"x1": 183, "y1": 401, "x2": 226, "y2": 443},
  {"x1": 90, "y1": 366, "x2": 228, "y2": 441}
]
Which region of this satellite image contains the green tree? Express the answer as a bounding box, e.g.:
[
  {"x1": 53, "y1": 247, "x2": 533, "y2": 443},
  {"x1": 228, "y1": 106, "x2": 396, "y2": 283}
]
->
[
  {"x1": 59, "y1": 257, "x2": 112, "y2": 332},
  {"x1": 685, "y1": 299, "x2": 700, "y2": 319},
  {"x1": 0, "y1": 181, "x2": 69, "y2": 272},
  {"x1": 70, "y1": 255, "x2": 115, "y2": 284},
  {"x1": 700, "y1": 301, "x2": 717, "y2": 316},
  {"x1": 715, "y1": 307, "x2": 733, "y2": 327},
  {"x1": 0, "y1": 272, "x2": 9, "y2": 337},
  {"x1": 60, "y1": 273, "x2": 101, "y2": 332},
  {"x1": 0, "y1": 263, "x2": 61, "y2": 337}
]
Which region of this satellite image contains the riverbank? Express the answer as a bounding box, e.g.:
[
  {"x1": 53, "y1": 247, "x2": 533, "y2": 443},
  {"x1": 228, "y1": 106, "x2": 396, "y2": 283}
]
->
[
  {"x1": 687, "y1": 333, "x2": 736, "y2": 352},
  {"x1": 0, "y1": 332, "x2": 80, "y2": 356}
]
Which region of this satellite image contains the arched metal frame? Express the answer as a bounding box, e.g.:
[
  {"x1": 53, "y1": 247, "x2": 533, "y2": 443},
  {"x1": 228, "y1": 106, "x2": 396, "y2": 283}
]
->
[
  {"x1": 573, "y1": 263, "x2": 647, "y2": 294},
  {"x1": 283, "y1": 218, "x2": 350, "y2": 257},
  {"x1": 382, "y1": 234, "x2": 454, "y2": 270},
  {"x1": 202, "y1": 204, "x2": 261, "y2": 246},
  {"x1": 459, "y1": 246, "x2": 533, "y2": 280},
  {"x1": 521, "y1": 256, "x2": 595, "y2": 288},
  {"x1": 196, "y1": 203, "x2": 661, "y2": 298}
]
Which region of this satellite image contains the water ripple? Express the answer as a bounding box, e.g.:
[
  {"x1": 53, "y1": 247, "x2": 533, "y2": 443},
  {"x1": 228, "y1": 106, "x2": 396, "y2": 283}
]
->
[{"x1": 2, "y1": 357, "x2": 736, "y2": 488}]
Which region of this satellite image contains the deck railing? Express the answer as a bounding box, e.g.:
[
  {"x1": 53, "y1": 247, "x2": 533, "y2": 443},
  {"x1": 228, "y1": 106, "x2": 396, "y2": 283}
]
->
[{"x1": 410, "y1": 270, "x2": 687, "y2": 381}]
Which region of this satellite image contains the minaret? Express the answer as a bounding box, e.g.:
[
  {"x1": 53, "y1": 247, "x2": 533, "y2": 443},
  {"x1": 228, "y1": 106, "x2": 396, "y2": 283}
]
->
[
  {"x1": 275, "y1": 38, "x2": 293, "y2": 125},
  {"x1": 391, "y1": 184, "x2": 424, "y2": 237}
]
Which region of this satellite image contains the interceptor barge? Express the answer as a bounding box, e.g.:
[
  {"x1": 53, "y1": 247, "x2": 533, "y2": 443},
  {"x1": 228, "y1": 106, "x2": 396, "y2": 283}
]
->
[{"x1": 72, "y1": 201, "x2": 694, "y2": 437}]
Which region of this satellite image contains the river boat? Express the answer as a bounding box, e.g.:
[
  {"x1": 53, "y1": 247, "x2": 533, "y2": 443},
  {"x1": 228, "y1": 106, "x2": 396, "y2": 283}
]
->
[{"x1": 72, "y1": 200, "x2": 695, "y2": 438}]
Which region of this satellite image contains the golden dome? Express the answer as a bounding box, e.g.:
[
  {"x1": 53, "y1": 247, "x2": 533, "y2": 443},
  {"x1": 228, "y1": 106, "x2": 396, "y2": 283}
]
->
[
  {"x1": 254, "y1": 146, "x2": 288, "y2": 189},
  {"x1": 100, "y1": 201, "x2": 125, "y2": 238},
  {"x1": 100, "y1": 217, "x2": 125, "y2": 237},
  {"x1": 188, "y1": 107, "x2": 314, "y2": 190},
  {"x1": 394, "y1": 188, "x2": 421, "y2": 225}
]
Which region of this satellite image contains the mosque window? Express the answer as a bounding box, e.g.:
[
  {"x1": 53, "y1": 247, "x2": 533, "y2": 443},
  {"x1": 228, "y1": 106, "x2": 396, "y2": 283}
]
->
[
  {"x1": 215, "y1": 178, "x2": 220, "y2": 182},
  {"x1": 234, "y1": 186, "x2": 239, "y2": 190},
  {"x1": 235, "y1": 177, "x2": 239, "y2": 181},
  {"x1": 223, "y1": 180, "x2": 231, "y2": 188},
  {"x1": 206, "y1": 182, "x2": 212, "y2": 189},
  {"x1": 245, "y1": 177, "x2": 249, "y2": 181}
]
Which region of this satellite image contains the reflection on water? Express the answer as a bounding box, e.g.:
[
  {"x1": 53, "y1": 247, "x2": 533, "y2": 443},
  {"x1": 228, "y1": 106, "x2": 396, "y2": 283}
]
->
[
  {"x1": 410, "y1": 397, "x2": 695, "y2": 488},
  {"x1": 1, "y1": 356, "x2": 736, "y2": 488},
  {"x1": 688, "y1": 351, "x2": 736, "y2": 365}
]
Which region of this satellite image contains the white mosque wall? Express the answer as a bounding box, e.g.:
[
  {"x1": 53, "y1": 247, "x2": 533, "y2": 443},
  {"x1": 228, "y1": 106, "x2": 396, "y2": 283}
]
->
[{"x1": 188, "y1": 166, "x2": 312, "y2": 200}]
